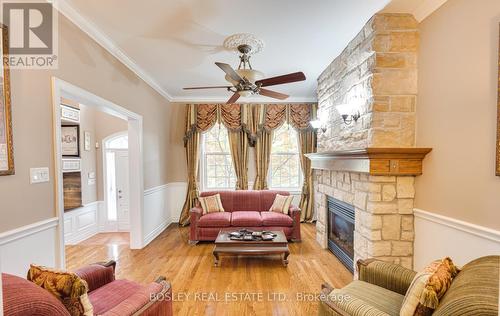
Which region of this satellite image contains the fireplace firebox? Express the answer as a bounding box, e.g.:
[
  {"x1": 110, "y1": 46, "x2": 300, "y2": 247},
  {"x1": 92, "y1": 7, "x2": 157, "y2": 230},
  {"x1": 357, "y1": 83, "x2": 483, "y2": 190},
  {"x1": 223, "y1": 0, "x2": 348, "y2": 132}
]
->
[{"x1": 327, "y1": 196, "x2": 355, "y2": 272}]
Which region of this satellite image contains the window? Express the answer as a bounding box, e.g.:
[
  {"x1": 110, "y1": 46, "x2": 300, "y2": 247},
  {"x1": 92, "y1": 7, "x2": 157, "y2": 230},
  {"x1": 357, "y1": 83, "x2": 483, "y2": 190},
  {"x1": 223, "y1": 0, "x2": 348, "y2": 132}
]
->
[
  {"x1": 106, "y1": 134, "x2": 128, "y2": 149},
  {"x1": 201, "y1": 124, "x2": 236, "y2": 190},
  {"x1": 268, "y1": 123, "x2": 302, "y2": 191}
]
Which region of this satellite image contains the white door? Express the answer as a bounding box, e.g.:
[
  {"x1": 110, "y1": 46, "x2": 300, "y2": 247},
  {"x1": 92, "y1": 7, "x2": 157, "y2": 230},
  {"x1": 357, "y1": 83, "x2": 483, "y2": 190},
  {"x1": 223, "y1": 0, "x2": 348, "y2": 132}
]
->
[{"x1": 115, "y1": 150, "x2": 130, "y2": 231}]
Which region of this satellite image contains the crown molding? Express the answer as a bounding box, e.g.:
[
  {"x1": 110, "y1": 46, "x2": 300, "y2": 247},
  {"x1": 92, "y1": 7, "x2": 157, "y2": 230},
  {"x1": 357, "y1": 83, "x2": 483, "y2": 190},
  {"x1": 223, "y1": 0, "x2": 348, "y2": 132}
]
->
[
  {"x1": 170, "y1": 95, "x2": 317, "y2": 104},
  {"x1": 51, "y1": 0, "x2": 173, "y2": 101},
  {"x1": 413, "y1": 0, "x2": 449, "y2": 22}
]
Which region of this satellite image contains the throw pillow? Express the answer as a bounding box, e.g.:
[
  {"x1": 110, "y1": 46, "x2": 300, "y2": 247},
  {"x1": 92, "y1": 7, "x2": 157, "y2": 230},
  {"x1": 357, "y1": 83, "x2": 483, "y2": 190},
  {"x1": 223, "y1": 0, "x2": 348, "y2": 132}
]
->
[
  {"x1": 400, "y1": 257, "x2": 459, "y2": 316},
  {"x1": 27, "y1": 264, "x2": 93, "y2": 316},
  {"x1": 269, "y1": 194, "x2": 293, "y2": 215},
  {"x1": 199, "y1": 193, "x2": 225, "y2": 215}
]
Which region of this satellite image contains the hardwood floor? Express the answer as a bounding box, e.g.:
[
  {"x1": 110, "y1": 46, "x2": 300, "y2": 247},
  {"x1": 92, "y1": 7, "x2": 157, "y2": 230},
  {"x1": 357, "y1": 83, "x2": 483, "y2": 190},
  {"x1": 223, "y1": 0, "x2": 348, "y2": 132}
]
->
[{"x1": 66, "y1": 223, "x2": 353, "y2": 316}]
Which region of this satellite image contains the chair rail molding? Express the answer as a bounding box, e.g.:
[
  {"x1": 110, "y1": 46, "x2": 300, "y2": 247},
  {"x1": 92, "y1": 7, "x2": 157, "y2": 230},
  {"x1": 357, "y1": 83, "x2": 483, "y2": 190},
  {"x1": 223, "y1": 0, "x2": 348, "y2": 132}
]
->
[
  {"x1": 414, "y1": 208, "x2": 500, "y2": 270},
  {"x1": 0, "y1": 217, "x2": 58, "y2": 246},
  {"x1": 0, "y1": 217, "x2": 60, "y2": 278}
]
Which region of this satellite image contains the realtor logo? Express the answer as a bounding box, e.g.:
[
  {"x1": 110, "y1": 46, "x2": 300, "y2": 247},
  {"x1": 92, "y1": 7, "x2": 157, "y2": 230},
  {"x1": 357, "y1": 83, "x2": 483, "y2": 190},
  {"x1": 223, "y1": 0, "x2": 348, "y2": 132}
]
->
[{"x1": 1, "y1": 0, "x2": 58, "y2": 69}]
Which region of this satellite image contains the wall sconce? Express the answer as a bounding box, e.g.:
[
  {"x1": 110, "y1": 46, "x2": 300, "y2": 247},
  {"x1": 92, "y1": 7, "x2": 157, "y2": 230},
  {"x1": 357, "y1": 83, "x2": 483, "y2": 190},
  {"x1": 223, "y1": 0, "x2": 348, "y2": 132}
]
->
[
  {"x1": 311, "y1": 119, "x2": 327, "y2": 133},
  {"x1": 336, "y1": 103, "x2": 361, "y2": 125}
]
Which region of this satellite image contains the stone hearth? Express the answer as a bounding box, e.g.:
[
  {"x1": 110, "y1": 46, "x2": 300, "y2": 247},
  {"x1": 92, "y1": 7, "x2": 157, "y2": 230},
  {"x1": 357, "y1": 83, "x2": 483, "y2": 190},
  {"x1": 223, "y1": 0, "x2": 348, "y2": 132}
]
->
[
  {"x1": 314, "y1": 170, "x2": 417, "y2": 269},
  {"x1": 311, "y1": 13, "x2": 426, "y2": 271}
]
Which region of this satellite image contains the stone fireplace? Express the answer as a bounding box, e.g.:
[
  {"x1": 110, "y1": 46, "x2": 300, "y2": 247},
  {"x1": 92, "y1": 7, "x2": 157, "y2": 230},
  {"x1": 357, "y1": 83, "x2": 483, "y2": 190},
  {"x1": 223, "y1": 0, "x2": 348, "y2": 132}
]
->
[{"x1": 307, "y1": 14, "x2": 431, "y2": 271}]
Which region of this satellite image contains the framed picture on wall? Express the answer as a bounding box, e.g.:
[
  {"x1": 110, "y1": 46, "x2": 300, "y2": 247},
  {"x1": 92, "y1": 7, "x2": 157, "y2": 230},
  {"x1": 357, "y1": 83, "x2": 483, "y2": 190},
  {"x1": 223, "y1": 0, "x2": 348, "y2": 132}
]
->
[
  {"x1": 84, "y1": 131, "x2": 91, "y2": 151},
  {"x1": 0, "y1": 24, "x2": 14, "y2": 176},
  {"x1": 61, "y1": 125, "x2": 80, "y2": 157}
]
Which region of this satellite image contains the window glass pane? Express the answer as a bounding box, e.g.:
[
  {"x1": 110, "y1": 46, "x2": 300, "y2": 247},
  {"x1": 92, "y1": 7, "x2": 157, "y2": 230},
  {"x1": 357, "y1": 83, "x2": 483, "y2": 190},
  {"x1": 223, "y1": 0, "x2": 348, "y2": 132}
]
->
[
  {"x1": 269, "y1": 124, "x2": 302, "y2": 190},
  {"x1": 107, "y1": 134, "x2": 128, "y2": 149},
  {"x1": 202, "y1": 124, "x2": 236, "y2": 189}
]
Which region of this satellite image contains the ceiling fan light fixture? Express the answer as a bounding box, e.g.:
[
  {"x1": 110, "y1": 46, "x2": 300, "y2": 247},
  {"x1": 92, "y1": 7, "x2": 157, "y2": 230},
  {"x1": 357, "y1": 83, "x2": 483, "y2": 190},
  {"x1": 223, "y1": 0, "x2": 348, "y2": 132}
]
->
[
  {"x1": 238, "y1": 90, "x2": 253, "y2": 97},
  {"x1": 224, "y1": 69, "x2": 264, "y2": 85}
]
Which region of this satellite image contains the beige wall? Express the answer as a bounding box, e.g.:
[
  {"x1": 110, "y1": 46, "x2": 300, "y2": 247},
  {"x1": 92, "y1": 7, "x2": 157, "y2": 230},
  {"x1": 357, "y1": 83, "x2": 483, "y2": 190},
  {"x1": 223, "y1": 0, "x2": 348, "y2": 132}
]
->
[
  {"x1": 0, "y1": 14, "x2": 186, "y2": 232},
  {"x1": 415, "y1": 0, "x2": 500, "y2": 230},
  {"x1": 168, "y1": 103, "x2": 188, "y2": 183},
  {"x1": 78, "y1": 104, "x2": 98, "y2": 205}
]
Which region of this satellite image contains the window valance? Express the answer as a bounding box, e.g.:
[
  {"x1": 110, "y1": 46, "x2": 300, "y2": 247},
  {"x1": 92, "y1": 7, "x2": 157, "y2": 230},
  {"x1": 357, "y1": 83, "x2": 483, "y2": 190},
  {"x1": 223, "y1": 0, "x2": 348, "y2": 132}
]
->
[{"x1": 183, "y1": 103, "x2": 317, "y2": 146}]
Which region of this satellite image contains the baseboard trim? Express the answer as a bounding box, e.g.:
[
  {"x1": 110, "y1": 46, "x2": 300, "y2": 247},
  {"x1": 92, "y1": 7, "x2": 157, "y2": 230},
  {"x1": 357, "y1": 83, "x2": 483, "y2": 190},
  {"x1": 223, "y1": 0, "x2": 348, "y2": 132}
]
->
[
  {"x1": 414, "y1": 209, "x2": 500, "y2": 243},
  {"x1": 0, "y1": 217, "x2": 59, "y2": 246},
  {"x1": 143, "y1": 220, "x2": 171, "y2": 247}
]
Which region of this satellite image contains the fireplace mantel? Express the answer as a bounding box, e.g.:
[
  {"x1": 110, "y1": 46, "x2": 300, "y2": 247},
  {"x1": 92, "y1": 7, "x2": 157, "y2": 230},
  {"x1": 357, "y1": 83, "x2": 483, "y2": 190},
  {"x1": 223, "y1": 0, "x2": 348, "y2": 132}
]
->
[{"x1": 306, "y1": 148, "x2": 432, "y2": 176}]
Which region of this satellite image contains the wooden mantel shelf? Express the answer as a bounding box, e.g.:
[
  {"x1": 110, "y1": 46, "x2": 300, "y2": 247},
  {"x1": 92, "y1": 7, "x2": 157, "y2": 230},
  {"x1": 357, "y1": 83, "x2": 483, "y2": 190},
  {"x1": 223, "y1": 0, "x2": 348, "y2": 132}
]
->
[{"x1": 305, "y1": 148, "x2": 432, "y2": 176}]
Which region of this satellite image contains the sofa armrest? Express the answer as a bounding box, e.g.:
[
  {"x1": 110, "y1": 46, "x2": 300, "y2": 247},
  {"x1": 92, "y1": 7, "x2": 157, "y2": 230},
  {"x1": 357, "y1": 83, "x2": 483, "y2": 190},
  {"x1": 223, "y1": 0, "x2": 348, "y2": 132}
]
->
[
  {"x1": 189, "y1": 207, "x2": 203, "y2": 243},
  {"x1": 357, "y1": 259, "x2": 416, "y2": 295},
  {"x1": 190, "y1": 207, "x2": 203, "y2": 217},
  {"x1": 289, "y1": 205, "x2": 300, "y2": 216},
  {"x1": 101, "y1": 277, "x2": 172, "y2": 316},
  {"x1": 289, "y1": 205, "x2": 301, "y2": 241},
  {"x1": 74, "y1": 260, "x2": 116, "y2": 292}
]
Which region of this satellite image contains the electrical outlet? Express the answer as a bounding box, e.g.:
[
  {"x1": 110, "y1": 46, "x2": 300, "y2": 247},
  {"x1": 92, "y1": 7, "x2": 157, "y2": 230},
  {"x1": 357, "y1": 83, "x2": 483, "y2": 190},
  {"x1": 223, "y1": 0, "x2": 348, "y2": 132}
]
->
[{"x1": 30, "y1": 167, "x2": 50, "y2": 184}]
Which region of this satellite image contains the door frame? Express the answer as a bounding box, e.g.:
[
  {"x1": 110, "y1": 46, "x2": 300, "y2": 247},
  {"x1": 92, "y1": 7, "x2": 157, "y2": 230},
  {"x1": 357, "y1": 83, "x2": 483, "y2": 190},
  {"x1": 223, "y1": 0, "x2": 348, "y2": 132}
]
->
[
  {"x1": 102, "y1": 132, "x2": 129, "y2": 232},
  {"x1": 51, "y1": 77, "x2": 144, "y2": 269}
]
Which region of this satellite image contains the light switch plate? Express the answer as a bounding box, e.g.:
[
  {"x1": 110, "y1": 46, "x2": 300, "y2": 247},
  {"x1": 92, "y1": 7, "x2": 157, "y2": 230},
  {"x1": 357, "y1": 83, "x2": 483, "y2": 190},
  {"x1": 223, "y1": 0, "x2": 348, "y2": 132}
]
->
[
  {"x1": 30, "y1": 167, "x2": 50, "y2": 184},
  {"x1": 87, "y1": 178, "x2": 96, "y2": 186}
]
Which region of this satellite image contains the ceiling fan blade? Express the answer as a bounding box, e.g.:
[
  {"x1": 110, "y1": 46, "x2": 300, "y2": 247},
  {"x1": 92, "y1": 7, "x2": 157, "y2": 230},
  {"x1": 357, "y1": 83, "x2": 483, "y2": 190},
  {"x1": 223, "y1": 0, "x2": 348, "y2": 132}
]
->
[
  {"x1": 255, "y1": 72, "x2": 306, "y2": 87},
  {"x1": 259, "y1": 88, "x2": 289, "y2": 100},
  {"x1": 183, "y1": 86, "x2": 231, "y2": 90},
  {"x1": 226, "y1": 92, "x2": 241, "y2": 104},
  {"x1": 215, "y1": 62, "x2": 243, "y2": 83}
]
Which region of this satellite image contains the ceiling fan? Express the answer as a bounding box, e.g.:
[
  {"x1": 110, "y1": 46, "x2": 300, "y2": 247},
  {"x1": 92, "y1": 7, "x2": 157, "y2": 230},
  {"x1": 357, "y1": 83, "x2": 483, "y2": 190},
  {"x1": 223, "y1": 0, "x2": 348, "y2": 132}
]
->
[{"x1": 183, "y1": 43, "x2": 306, "y2": 104}]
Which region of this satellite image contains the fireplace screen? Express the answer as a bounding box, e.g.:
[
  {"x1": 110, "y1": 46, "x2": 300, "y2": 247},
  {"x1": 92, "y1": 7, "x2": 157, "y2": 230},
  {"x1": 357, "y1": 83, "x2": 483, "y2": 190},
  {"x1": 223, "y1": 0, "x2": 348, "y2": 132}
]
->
[{"x1": 327, "y1": 196, "x2": 355, "y2": 272}]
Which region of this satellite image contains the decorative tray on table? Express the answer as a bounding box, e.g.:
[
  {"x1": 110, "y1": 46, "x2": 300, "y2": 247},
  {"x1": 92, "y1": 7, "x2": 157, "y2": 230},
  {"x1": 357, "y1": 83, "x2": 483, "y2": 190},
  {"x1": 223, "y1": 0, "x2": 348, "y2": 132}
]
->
[{"x1": 228, "y1": 229, "x2": 277, "y2": 241}]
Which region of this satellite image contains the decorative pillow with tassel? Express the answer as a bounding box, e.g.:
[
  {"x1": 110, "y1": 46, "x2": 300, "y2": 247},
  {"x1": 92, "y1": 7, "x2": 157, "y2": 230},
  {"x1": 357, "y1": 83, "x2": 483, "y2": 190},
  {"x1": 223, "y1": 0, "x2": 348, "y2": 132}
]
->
[
  {"x1": 400, "y1": 257, "x2": 460, "y2": 316},
  {"x1": 27, "y1": 264, "x2": 93, "y2": 316}
]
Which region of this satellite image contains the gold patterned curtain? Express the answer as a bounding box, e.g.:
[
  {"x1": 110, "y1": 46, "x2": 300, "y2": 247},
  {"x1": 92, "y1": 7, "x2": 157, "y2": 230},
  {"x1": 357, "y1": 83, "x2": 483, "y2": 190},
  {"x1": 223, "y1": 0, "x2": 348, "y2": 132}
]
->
[
  {"x1": 297, "y1": 130, "x2": 317, "y2": 222},
  {"x1": 179, "y1": 104, "x2": 201, "y2": 226},
  {"x1": 222, "y1": 104, "x2": 249, "y2": 190}
]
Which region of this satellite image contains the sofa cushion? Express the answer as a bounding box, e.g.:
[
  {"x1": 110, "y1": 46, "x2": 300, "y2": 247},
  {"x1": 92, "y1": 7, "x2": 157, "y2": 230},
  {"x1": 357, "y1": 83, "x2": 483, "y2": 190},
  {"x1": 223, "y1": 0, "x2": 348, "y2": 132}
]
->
[
  {"x1": 231, "y1": 211, "x2": 263, "y2": 226},
  {"x1": 2, "y1": 273, "x2": 70, "y2": 316},
  {"x1": 198, "y1": 212, "x2": 232, "y2": 227},
  {"x1": 327, "y1": 280, "x2": 404, "y2": 316},
  {"x1": 401, "y1": 257, "x2": 459, "y2": 316},
  {"x1": 88, "y1": 279, "x2": 141, "y2": 315},
  {"x1": 27, "y1": 264, "x2": 93, "y2": 316},
  {"x1": 232, "y1": 191, "x2": 262, "y2": 212},
  {"x1": 261, "y1": 211, "x2": 293, "y2": 227},
  {"x1": 201, "y1": 191, "x2": 234, "y2": 212},
  {"x1": 260, "y1": 191, "x2": 290, "y2": 211},
  {"x1": 198, "y1": 193, "x2": 225, "y2": 215},
  {"x1": 269, "y1": 194, "x2": 293, "y2": 214}
]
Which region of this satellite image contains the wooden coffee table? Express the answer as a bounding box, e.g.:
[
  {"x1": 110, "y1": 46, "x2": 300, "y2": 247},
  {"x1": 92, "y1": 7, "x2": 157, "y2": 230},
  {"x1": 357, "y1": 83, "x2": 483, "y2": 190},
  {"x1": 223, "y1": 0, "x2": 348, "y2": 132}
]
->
[{"x1": 213, "y1": 229, "x2": 290, "y2": 267}]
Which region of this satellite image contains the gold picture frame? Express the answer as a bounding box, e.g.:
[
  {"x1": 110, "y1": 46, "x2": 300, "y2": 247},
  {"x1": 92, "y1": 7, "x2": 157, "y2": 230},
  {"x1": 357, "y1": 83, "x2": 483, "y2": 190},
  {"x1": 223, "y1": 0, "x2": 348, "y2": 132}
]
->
[{"x1": 0, "y1": 24, "x2": 13, "y2": 176}]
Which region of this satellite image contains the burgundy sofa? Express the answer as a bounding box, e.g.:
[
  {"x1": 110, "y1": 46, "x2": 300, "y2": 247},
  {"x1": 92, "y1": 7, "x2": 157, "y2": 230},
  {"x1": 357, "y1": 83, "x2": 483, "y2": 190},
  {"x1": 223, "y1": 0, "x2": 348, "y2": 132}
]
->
[
  {"x1": 189, "y1": 190, "x2": 301, "y2": 243},
  {"x1": 2, "y1": 261, "x2": 173, "y2": 316}
]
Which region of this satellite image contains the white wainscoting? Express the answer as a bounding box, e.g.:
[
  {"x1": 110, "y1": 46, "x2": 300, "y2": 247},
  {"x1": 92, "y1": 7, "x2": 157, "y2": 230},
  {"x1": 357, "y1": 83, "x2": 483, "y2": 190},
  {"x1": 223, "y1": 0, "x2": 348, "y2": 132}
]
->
[
  {"x1": 0, "y1": 217, "x2": 59, "y2": 277},
  {"x1": 143, "y1": 184, "x2": 169, "y2": 246},
  {"x1": 166, "y1": 182, "x2": 187, "y2": 223},
  {"x1": 414, "y1": 209, "x2": 500, "y2": 270},
  {"x1": 64, "y1": 202, "x2": 102, "y2": 245}
]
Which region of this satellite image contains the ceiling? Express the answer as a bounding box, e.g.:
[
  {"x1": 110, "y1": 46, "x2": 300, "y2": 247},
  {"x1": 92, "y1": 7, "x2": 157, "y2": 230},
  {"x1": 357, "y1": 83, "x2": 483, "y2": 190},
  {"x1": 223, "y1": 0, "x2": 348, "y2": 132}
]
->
[{"x1": 62, "y1": 0, "x2": 430, "y2": 103}]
